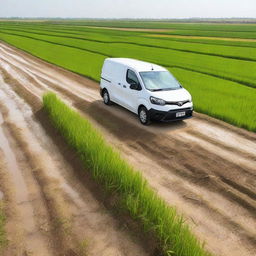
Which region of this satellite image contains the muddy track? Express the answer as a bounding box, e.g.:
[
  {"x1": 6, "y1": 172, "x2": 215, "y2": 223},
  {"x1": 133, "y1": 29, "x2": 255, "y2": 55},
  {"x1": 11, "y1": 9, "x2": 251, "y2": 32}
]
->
[
  {"x1": 0, "y1": 46, "x2": 150, "y2": 255},
  {"x1": 0, "y1": 41, "x2": 256, "y2": 256}
]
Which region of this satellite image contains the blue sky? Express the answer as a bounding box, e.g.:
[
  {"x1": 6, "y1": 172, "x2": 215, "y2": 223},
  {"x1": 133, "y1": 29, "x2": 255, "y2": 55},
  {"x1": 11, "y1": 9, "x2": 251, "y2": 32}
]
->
[{"x1": 0, "y1": 0, "x2": 255, "y2": 18}]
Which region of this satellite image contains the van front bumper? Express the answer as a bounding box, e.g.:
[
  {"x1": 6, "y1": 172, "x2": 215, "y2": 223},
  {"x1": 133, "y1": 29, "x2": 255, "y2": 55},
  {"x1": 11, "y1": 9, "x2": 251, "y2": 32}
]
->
[{"x1": 148, "y1": 107, "x2": 193, "y2": 122}]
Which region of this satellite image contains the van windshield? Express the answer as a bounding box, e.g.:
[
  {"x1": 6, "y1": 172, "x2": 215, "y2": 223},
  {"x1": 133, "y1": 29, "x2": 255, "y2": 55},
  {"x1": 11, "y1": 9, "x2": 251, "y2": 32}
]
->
[{"x1": 139, "y1": 71, "x2": 182, "y2": 91}]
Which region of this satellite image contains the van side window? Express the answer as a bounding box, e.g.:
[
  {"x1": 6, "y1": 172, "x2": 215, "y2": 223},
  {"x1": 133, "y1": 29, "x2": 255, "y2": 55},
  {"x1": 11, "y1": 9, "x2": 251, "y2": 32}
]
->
[{"x1": 126, "y1": 69, "x2": 139, "y2": 85}]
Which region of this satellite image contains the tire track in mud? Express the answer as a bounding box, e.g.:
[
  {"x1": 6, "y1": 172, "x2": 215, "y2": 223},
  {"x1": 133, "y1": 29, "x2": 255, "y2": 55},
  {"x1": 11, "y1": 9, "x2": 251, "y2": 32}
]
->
[
  {"x1": 0, "y1": 72, "x2": 150, "y2": 255},
  {"x1": 0, "y1": 95, "x2": 55, "y2": 255},
  {"x1": 0, "y1": 48, "x2": 98, "y2": 105},
  {"x1": 0, "y1": 42, "x2": 256, "y2": 256},
  {"x1": 0, "y1": 150, "x2": 27, "y2": 256}
]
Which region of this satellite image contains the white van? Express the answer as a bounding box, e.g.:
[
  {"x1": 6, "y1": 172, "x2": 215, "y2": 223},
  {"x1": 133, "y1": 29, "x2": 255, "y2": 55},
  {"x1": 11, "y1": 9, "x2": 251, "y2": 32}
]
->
[{"x1": 100, "y1": 58, "x2": 193, "y2": 125}]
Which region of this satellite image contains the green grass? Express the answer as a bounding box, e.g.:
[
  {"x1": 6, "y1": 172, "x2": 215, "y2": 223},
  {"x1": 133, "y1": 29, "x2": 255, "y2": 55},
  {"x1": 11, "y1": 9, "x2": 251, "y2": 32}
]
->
[
  {"x1": 43, "y1": 92, "x2": 211, "y2": 256},
  {"x1": 0, "y1": 202, "x2": 7, "y2": 252},
  {"x1": 21, "y1": 20, "x2": 256, "y2": 32},
  {"x1": 24, "y1": 20, "x2": 256, "y2": 39},
  {"x1": 2, "y1": 26, "x2": 256, "y2": 62},
  {"x1": 159, "y1": 29, "x2": 256, "y2": 39},
  {"x1": 0, "y1": 32, "x2": 104, "y2": 81},
  {"x1": 0, "y1": 24, "x2": 255, "y2": 132},
  {"x1": 2, "y1": 22, "x2": 256, "y2": 48},
  {"x1": 22, "y1": 23, "x2": 256, "y2": 47},
  {"x1": 170, "y1": 68, "x2": 256, "y2": 131},
  {"x1": 1, "y1": 29, "x2": 256, "y2": 89}
]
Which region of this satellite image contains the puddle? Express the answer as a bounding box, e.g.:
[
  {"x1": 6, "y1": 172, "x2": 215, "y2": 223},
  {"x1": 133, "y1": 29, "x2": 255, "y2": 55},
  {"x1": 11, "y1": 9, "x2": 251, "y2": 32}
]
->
[
  {"x1": 0, "y1": 110, "x2": 30, "y2": 202},
  {"x1": 0, "y1": 101, "x2": 51, "y2": 255},
  {"x1": 0, "y1": 75, "x2": 89, "y2": 211}
]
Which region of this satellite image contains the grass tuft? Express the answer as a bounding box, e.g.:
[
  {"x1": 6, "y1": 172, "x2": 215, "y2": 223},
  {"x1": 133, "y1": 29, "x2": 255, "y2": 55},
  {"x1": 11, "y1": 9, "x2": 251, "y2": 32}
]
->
[
  {"x1": 0, "y1": 202, "x2": 7, "y2": 252},
  {"x1": 43, "y1": 92, "x2": 212, "y2": 256}
]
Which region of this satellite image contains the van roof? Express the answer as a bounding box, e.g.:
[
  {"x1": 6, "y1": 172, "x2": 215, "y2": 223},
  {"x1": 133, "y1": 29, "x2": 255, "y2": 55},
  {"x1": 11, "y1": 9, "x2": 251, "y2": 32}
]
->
[{"x1": 105, "y1": 58, "x2": 166, "y2": 72}]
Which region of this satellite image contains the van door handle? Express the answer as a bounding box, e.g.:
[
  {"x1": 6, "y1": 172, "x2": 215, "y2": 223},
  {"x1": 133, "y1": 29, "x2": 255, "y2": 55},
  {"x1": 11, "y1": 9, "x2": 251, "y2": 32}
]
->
[
  {"x1": 123, "y1": 85, "x2": 127, "y2": 88},
  {"x1": 118, "y1": 83, "x2": 121, "y2": 85}
]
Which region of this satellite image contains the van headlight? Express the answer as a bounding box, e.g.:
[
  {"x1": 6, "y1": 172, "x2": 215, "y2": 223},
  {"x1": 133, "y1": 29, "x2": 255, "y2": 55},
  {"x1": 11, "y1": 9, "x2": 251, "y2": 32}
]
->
[{"x1": 150, "y1": 96, "x2": 166, "y2": 106}]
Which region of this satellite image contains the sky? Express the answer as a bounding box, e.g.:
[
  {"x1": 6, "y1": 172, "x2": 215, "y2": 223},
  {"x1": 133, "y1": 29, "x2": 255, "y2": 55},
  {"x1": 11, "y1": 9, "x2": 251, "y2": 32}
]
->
[{"x1": 0, "y1": 0, "x2": 255, "y2": 19}]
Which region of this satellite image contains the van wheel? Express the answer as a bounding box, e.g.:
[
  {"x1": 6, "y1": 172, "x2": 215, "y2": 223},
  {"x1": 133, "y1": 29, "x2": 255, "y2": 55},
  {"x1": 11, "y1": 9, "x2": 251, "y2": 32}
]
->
[
  {"x1": 103, "y1": 90, "x2": 112, "y2": 105},
  {"x1": 138, "y1": 106, "x2": 150, "y2": 125}
]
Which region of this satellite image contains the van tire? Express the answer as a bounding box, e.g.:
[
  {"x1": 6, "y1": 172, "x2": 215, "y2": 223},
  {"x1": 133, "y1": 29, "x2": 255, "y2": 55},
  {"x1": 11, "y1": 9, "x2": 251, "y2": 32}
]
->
[
  {"x1": 102, "y1": 89, "x2": 112, "y2": 105},
  {"x1": 138, "y1": 106, "x2": 150, "y2": 125}
]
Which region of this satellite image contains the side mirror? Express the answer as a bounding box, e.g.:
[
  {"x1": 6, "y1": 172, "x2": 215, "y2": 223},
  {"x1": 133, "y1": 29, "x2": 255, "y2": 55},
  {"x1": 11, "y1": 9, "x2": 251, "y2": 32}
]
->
[{"x1": 130, "y1": 82, "x2": 140, "y2": 90}]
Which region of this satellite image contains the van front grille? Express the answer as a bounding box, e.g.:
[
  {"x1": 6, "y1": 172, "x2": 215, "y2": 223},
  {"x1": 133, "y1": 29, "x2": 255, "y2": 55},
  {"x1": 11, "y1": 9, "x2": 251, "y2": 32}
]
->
[{"x1": 165, "y1": 100, "x2": 190, "y2": 106}]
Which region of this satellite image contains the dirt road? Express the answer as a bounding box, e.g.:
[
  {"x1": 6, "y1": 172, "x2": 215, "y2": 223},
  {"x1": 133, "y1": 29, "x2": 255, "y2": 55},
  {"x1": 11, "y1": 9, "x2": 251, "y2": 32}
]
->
[
  {"x1": 0, "y1": 43, "x2": 150, "y2": 256},
  {"x1": 0, "y1": 41, "x2": 255, "y2": 256}
]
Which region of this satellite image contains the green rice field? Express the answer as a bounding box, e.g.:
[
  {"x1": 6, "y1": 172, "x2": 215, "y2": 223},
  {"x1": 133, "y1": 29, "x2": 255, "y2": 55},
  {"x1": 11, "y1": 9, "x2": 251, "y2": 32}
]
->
[{"x1": 0, "y1": 20, "x2": 255, "y2": 131}]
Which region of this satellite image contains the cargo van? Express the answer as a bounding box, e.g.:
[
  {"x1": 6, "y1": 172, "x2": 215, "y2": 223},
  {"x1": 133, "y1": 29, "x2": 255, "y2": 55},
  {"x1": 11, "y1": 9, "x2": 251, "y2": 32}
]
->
[{"x1": 100, "y1": 58, "x2": 193, "y2": 125}]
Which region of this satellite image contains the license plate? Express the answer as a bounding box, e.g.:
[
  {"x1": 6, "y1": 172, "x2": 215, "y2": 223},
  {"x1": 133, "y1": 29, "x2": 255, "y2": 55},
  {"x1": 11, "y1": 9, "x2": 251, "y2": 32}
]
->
[{"x1": 176, "y1": 111, "x2": 186, "y2": 117}]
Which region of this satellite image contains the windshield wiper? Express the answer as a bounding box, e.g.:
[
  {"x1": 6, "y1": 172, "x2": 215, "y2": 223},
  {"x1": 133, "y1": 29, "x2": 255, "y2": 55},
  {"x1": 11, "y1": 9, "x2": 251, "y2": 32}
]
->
[
  {"x1": 151, "y1": 88, "x2": 164, "y2": 91},
  {"x1": 161, "y1": 87, "x2": 181, "y2": 91}
]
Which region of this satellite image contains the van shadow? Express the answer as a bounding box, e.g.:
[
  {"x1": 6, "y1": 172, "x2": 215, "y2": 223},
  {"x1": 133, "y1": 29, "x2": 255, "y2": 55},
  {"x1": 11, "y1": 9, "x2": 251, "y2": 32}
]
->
[{"x1": 74, "y1": 100, "x2": 188, "y2": 142}]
